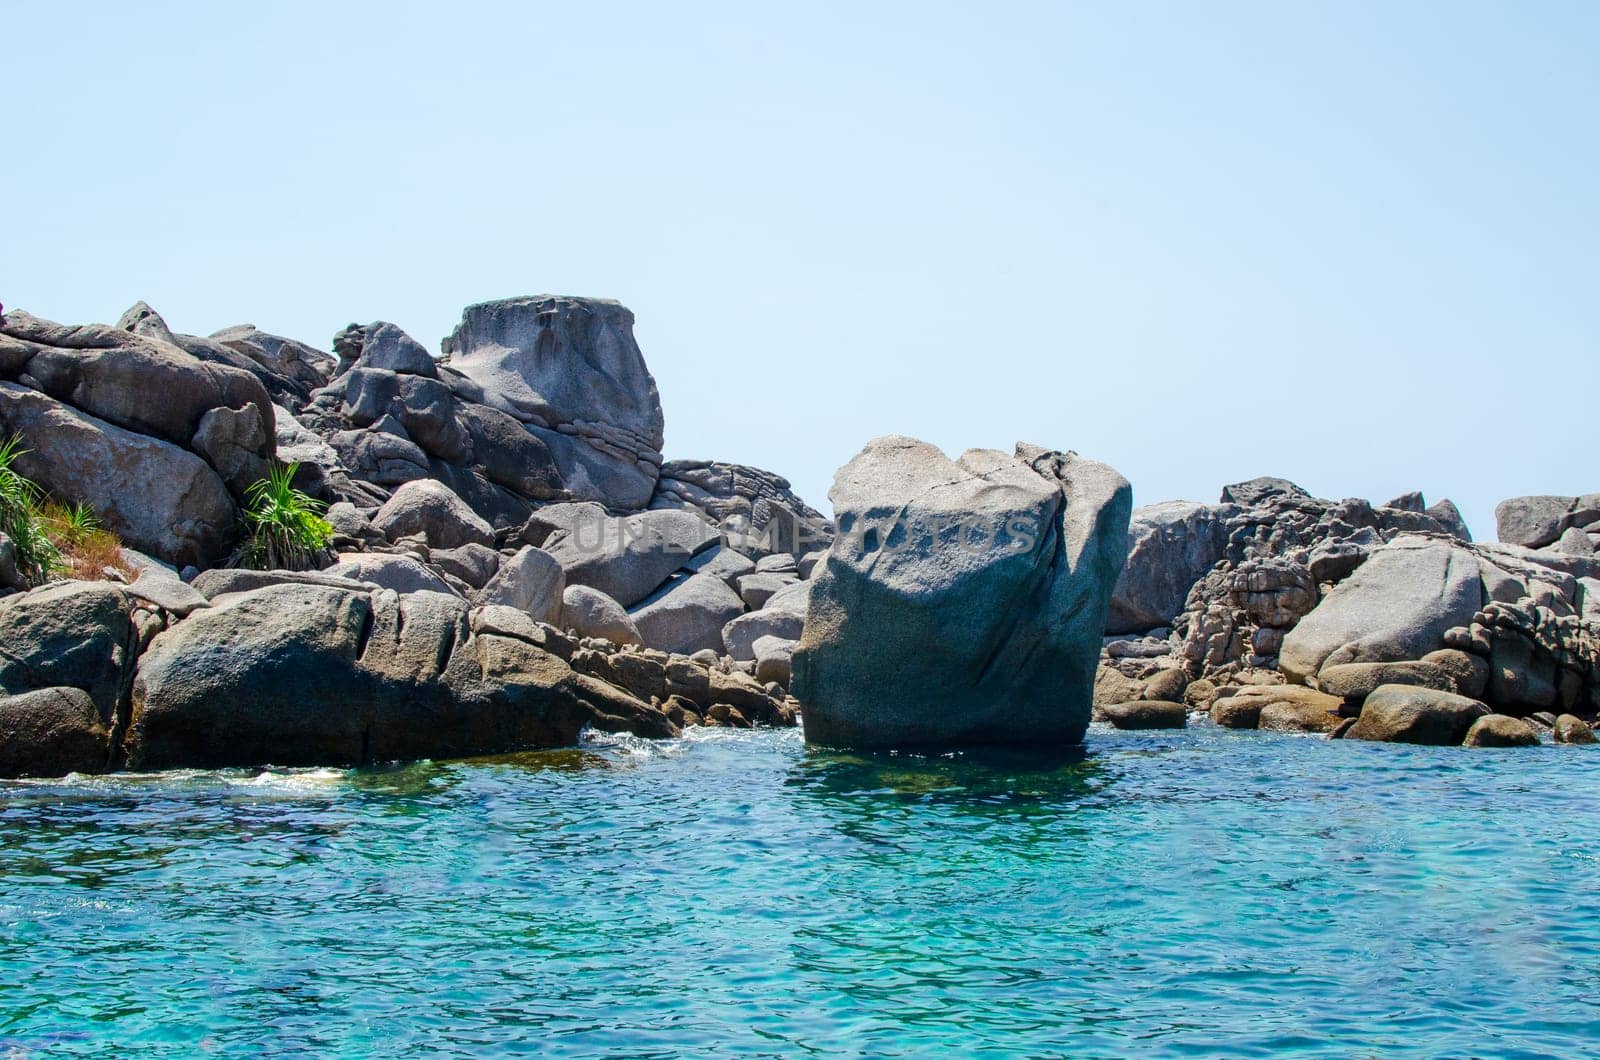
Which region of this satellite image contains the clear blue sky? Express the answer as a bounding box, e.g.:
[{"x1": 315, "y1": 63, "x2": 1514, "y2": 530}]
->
[{"x1": 5, "y1": 1, "x2": 1595, "y2": 539}]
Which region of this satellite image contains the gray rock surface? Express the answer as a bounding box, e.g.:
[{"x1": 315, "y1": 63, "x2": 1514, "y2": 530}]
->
[
  {"x1": 652, "y1": 459, "x2": 833, "y2": 557},
  {"x1": 1495, "y1": 495, "x2": 1584, "y2": 549},
  {"x1": 0, "y1": 384, "x2": 236, "y2": 568},
  {"x1": 371, "y1": 479, "x2": 494, "y2": 549},
  {"x1": 0, "y1": 581, "x2": 137, "y2": 727},
  {"x1": 0, "y1": 687, "x2": 112, "y2": 777},
  {"x1": 474, "y1": 546, "x2": 565, "y2": 624},
  {"x1": 325, "y1": 553, "x2": 458, "y2": 596},
  {"x1": 1462, "y1": 714, "x2": 1539, "y2": 748},
  {"x1": 560, "y1": 585, "x2": 642, "y2": 646},
  {"x1": 1278, "y1": 536, "x2": 1483, "y2": 682},
  {"x1": 751, "y1": 635, "x2": 796, "y2": 686},
  {"x1": 793, "y1": 437, "x2": 1131, "y2": 749},
  {"x1": 1345, "y1": 684, "x2": 1490, "y2": 745},
  {"x1": 680, "y1": 544, "x2": 757, "y2": 587},
  {"x1": 629, "y1": 572, "x2": 747, "y2": 656},
  {"x1": 542, "y1": 508, "x2": 719, "y2": 607},
  {"x1": 1108, "y1": 500, "x2": 1231, "y2": 634},
  {"x1": 127, "y1": 583, "x2": 672, "y2": 769},
  {"x1": 442, "y1": 296, "x2": 664, "y2": 509}
]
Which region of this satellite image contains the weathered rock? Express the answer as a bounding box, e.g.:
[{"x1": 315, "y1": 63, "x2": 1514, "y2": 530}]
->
[
  {"x1": 1462, "y1": 714, "x2": 1540, "y2": 748},
  {"x1": 1142, "y1": 667, "x2": 1189, "y2": 703},
  {"x1": 736, "y1": 571, "x2": 796, "y2": 610},
  {"x1": 1220, "y1": 477, "x2": 1313, "y2": 507},
  {"x1": 474, "y1": 546, "x2": 564, "y2": 624},
  {"x1": 1553, "y1": 714, "x2": 1597, "y2": 745},
  {"x1": 560, "y1": 585, "x2": 642, "y2": 646},
  {"x1": 542, "y1": 508, "x2": 719, "y2": 607},
  {"x1": 1552, "y1": 526, "x2": 1595, "y2": 557},
  {"x1": 652, "y1": 459, "x2": 833, "y2": 558},
  {"x1": 371, "y1": 479, "x2": 494, "y2": 549},
  {"x1": 1108, "y1": 501, "x2": 1231, "y2": 634},
  {"x1": 191, "y1": 403, "x2": 272, "y2": 494},
  {"x1": 192, "y1": 568, "x2": 375, "y2": 599},
  {"x1": 752, "y1": 635, "x2": 796, "y2": 686},
  {"x1": 1257, "y1": 690, "x2": 1345, "y2": 734},
  {"x1": 680, "y1": 544, "x2": 757, "y2": 588},
  {"x1": 1495, "y1": 495, "x2": 1578, "y2": 549},
  {"x1": 1210, "y1": 685, "x2": 1339, "y2": 731},
  {"x1": 1425, "y1": 499, "x2": 1472, "y2": 542},
  {"x1": 1412, "y1": 650, "x2": 1483, "y2": 701},
  {"x1": 1101, "y1": 699, "x2": 1187, "y2": 730},
  {"x1": 1314, "y1": 661, "x2": 1457, "y2": 701},
  {"x1": 0, "y1": 687, "x2": 112, "y2": 777},
  {"x1": 1279, "y1": 536, "x2": 1482, "y2": 682},
  {"x1": 442, "y1": 296, "x2": 665, "y2": 508},
  {"x1": 325, "y1": 553, "x2": 457, "y2": 596},
  {"x1": 0, "y1": 581, "x2": 137, "y2": 727},
  {"x1": 722, "y1": 608, "x2": 805, "y2": 662},
  {"x1": 1093, "y1": 665, "x2": 1146, "y2": 711},
  {"x1": 127, "y1": 583, "x2": 671, "y2": 769},
  {"x1": 629, "y1": 572, "x2": 746, "y2": 656},
  {"x1": 127, "y1": 566, "x2": 211, "y2": 618},
  {"x1": 1346, "y1": 685, "x2": 1490, "y2": 745},
  {"x1": 1, "y1": 310, "x2": 274, "y2": 469},
  {"x1": 430, "y1": 543, "x2": 502, "y2": 590},
  {"x1": 794, "y1": 437, "x2": 1132, "y2": 749},
  {"x1": 0, "y1": 383, "x2": 237, "y2": 567}
]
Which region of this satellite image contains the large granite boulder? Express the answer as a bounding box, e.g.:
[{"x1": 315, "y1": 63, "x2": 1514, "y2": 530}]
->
[
  {"x1": 127, "y1": 583, "x2": 672, "y2": 769},
  {"x1": 371, "y1": 479, "x2": 494, "y2": 549},
  {"x1": 474, "y1": 546, "x2": 565, "y2": 625},
  {"x1": 793, "y1": 437, "x2": 1131, "y2": 749},
  {"x1": 0, "y1": 688, "x2": 113, "y2": 778},
  {"x1": 628, "y1": 572, "x2": 747, "y2": 656},
  {"x1": 1345, "y1": 684, "x2": 1489, "y2": 745},
  {"x1": 722, "y1": 578, "x2": 810, "y2": 660},
  {"x1": 541, "y1": 508, "x2": 719, "y2": 607},
  {"x1": 1108, "y1": 500, "x2": 1232, "y2": 634},
  {"x1": 325, "y1": 553, "x2": 457, "y2": 596},
  {"x1": 0, "y1": 384, "x2": 237, "y2": 568},
  {"x1": 0, "y1": 581, "x2": 139, "y2": 730},
  {"x1": 561, "y1": 585, "x2": 642, "y2": 646},
  {"x1": 1494, "y1": 494, "x2": 1600, "y2": 550},
  {"x1": 441, "y1": 296, "x2": 665, "y2": 509},
  {"x1": 1278, "y1": 536, "x2": 1483, "y2": 682}
]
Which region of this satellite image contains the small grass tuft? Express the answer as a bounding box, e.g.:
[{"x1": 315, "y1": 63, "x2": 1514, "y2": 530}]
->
[
  {"x1": 0, "y1": 436, "x2": 61, "y2": 585},
  {"x1": 38, "y1": 500, "x2": 134, "y2": 582}
]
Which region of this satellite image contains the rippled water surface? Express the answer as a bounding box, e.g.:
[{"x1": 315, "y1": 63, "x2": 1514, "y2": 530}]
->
[{"x1": 3, "y1": 724, "x2": 1599, "y2": 1057}]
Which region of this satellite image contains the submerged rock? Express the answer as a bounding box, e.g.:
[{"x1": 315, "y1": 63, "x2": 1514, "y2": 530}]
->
[{"x1": 793, "y1": 437, "x2": 1131, "y2": 750}]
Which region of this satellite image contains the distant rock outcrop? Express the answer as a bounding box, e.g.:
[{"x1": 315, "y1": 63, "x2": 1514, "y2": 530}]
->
[{"x1": 441, "y1": 296, "x2": 665, "y2": 510}]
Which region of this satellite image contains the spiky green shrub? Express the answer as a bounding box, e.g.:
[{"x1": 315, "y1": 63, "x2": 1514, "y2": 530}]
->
[
  {"x1": 236, "y1": 462, "x2": 334, "y2": 571},
  {"x1": 0, "y1": 437, "x2": 61, "y2": 585}
]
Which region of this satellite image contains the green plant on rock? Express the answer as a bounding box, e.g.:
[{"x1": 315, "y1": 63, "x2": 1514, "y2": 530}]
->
[
  {"x1": 0, "y1": 436, "x2": 61, "y2": 585},
  {"x1": 236, "y1": 462, "x2": 334, "y2": 571}
]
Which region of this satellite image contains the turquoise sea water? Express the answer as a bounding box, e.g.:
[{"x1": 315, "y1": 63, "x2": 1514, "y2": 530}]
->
[{"x1": 2, "y1": 724, "x2": 1598, "y2": 1058}]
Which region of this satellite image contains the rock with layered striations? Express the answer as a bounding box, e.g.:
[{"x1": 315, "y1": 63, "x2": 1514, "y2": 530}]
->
[
  {"x1": 1108, "y1": 500, "x2": 1232, "y2": 634},
  {"x1": 1278, "y1": 536, "x2": 1483, "y2": 682},
  {"x1": 793, "y1": 436, "x2": 1131, "y2": 749},
  {"x1": 441, "y1": 296, "x2": 665, "y2": 509},
  {"x1": 651, "y1": 459, "x2": 833, "y2": 557}
]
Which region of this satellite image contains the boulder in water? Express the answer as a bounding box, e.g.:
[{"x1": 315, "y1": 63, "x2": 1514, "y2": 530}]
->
[{"x1": 793, "y1": 436, "x2": 1131, "y2": 749}]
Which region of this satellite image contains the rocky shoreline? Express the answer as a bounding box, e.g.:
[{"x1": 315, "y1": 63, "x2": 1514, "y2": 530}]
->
[{"x1": 0, "y1": 294, "x2": 1595, "y2": 776}]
